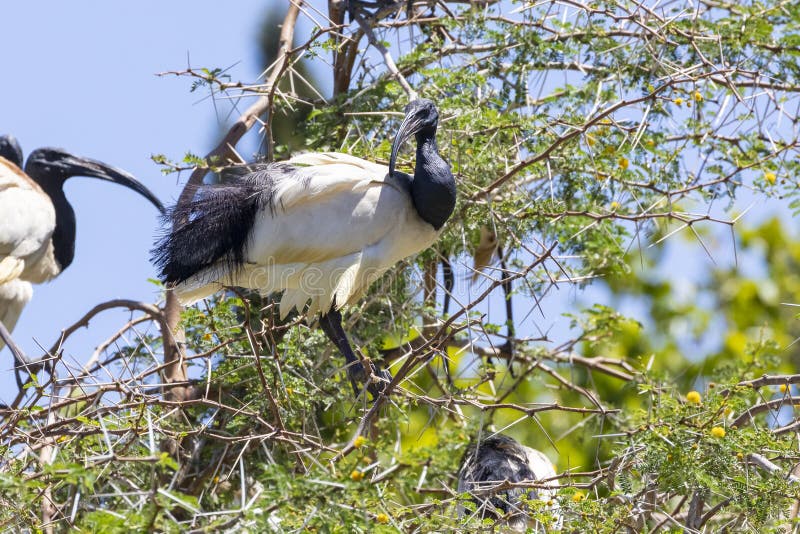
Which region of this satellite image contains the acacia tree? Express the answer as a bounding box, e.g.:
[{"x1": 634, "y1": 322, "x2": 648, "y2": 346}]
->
[{"x1": 3, "y1": 0, "x2": 800, "y2": 531}]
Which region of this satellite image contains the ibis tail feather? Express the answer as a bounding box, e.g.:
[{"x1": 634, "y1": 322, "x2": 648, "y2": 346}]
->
[{"x1": 151, "y1": 164, "x2": 294, "y2": 286}]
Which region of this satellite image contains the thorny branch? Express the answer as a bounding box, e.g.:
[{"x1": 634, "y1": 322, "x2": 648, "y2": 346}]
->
[{"x1": 5, "y1": 0, "x2": 800, "y2": 531}]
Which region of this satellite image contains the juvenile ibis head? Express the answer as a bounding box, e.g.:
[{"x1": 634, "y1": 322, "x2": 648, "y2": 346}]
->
[{"x1": 458, "y1": 433, "x2": 559, "y2": 531}]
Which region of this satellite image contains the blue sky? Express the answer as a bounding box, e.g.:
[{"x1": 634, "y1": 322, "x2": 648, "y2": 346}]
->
[{"x1": 0, "y1": 1, "x2": 326, "y2": 398}]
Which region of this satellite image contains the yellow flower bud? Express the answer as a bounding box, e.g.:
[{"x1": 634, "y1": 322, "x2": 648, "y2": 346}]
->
[
  {"x1": 686, "y1": 391, "x2": 702, "y2": 404},
  {"x1": 572, "y1": 492, "x2": 585, "y2": 503},
  {"x1": 765, "y1": 172, "x2": 776, "y2": 184},
  {"x1": 618, "y1": 157, "x2": 629, "y2": 170},
  {"x1": 376, "y1": 513, "x2": 389, "y2": 524},
  {"x1": 710, "y1": 426, "x2": 726, "y2": 438},
  {"x1": 674, "y1": 97, "x2": 684, "y2": 106},
  {"x1": 353, "y1": 435, "x2": 366, "y2": 448},
  {"x1": 350, "y1": 470, "x2": 365, "y2": 482},
  {"x1": 693, "y1": 91, "x2": 703, "y2": 102}
]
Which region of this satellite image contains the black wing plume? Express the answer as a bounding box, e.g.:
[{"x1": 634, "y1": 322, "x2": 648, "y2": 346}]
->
[{"x1": 151, "y1": 163, "x2": 295, "y2": 285}]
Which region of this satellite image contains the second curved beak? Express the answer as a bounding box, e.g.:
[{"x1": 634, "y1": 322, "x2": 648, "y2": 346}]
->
[{"x1": 61, "y1": 155, "x2": 165, "y2": 214}]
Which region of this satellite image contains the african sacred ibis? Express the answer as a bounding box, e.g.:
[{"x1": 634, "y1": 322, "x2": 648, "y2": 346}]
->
[
  {"x1": 0, "y1": 134, "x2": 164, "y2": 362},
  {"x1": 458, "y1": 433, "x2": 560, "y2": 532},
  {"x1": 153, "y1": 99, "x2": 455, "y2": 397}
]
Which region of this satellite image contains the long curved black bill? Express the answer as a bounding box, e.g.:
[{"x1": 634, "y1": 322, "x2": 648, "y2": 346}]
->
[
  {"x1": 59, "y1": 154, "x2": 165, "y2": 214},
  {"x1": 389, "y1": 112, "x2": 424, "y2": 176}
]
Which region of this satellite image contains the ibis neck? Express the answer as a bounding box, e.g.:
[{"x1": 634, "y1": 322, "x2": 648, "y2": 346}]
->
[
  {"x1": 410, "y1": 134, "x2": 456, "y2": 230},
  {"x1": 38, "y1": 182, "x2": 76, "y2": 272}
]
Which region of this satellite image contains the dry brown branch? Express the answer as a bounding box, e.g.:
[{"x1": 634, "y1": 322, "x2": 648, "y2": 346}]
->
[
  {"x1": 732, "y1": 397, "x2": 800, "y2": 428},
  {"x1": 720, "y1": 374, "x2": 800, "y2": 397},
  {"x1": 352, "y1": 11, "x2": 418, "y2": 99}
]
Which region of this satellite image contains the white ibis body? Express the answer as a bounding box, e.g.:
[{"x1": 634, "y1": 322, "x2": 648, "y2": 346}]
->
[
  {"x1": 153, "y1": 99, "x2": 456, "y2": 397},
  {"x1": 0, "y1": 135, "x2": 164, "y2": 358},
  {"x1": 458, "y1": 433, "x2": 559, "y2": 531}
]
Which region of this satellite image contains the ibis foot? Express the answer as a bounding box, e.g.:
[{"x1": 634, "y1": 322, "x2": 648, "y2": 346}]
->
[
  {"x1": 319, "y1": 308, "x2": 392, "y2": 401},
  {"x1": 347, "y1": 361, "x2": 392, "y2": 400}
]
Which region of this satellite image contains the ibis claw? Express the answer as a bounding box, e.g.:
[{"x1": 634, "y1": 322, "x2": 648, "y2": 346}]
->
[
  {"x1": 367, "y1": 368, "x2": 393, "y2": 399},
  {"x1": 347, "y1": 361, "x2": 392, "y2": 401}
]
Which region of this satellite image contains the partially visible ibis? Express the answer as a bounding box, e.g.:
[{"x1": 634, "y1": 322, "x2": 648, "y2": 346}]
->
[
  {"x1": 153, "y1": 98, "x2": 456, "y2": 398},
  {"x1": 0, "y1": 134, "x2": 164, "y2": 375},
  {"x1": 458, "y1": 433, "x2": 560, "y2": 531}
]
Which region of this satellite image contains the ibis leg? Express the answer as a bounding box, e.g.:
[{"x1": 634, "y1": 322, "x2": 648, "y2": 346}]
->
[
  {"x1": 440, "y1": 258, "x2": 455, "y2": 386},
  {"x1": 498, "y1": 246, "x2": 516, "y2": 376},
  {"x1": 441, "y1": 258, "x2": 454, "y2": 315},
  {"x1": 319, "y1": 308, "x2": 390, "y2": 398}
]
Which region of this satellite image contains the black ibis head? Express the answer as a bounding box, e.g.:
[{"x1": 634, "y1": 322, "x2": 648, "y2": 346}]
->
[
  {"x1": 0, "y1": 135, "x2": 23, "y2": 168},
  {"x1": 23, "y1": 148, "x2": 164, "y2": 273},
  {"x1": 25, "y1": 148, "x2": 165, "y2": 214},
  {"x1": 389, "y1": 98, "x2": 440, "y2": 176}
]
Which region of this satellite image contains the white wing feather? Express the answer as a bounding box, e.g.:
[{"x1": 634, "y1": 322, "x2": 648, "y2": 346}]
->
[
  {"x1": 521, "y1": 445, "x2": 558, "y2": 498},
  {"x1": 0, "y1": 158, "x2": 57, "y2": 284}
]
